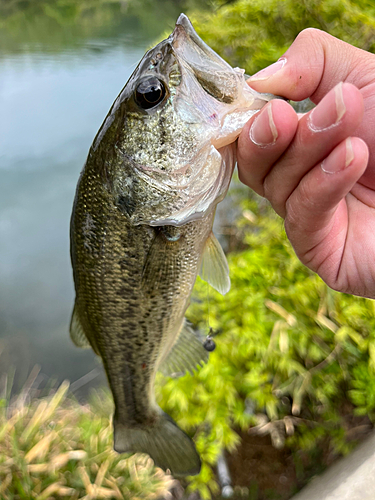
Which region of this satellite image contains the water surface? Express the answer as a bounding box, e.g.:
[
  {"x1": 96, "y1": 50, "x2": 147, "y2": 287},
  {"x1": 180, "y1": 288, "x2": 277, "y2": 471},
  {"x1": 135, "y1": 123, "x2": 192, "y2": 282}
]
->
[{"x1": 0, "y1": 0, "x2": 185, "y2": 392}]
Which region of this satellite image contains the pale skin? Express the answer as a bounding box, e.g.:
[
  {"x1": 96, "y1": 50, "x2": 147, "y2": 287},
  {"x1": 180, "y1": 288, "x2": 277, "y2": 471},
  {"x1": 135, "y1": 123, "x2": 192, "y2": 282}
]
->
[{"x1": 237, "y1": 28, "x2": 375, "y2": 299}]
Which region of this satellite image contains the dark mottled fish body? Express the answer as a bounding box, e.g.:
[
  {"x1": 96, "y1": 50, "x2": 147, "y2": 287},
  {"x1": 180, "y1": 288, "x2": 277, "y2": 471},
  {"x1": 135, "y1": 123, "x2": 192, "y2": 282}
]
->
[
  {"x1": 70, "y1": 14, "x2": 272, "y2": 476},
  {"x1": 71, "y1": 160, "x2": 213, "y2": 473}
]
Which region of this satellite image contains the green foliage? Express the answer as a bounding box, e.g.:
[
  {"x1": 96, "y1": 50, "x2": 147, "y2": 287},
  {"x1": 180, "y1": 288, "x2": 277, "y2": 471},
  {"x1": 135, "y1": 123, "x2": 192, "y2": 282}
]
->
[
  {"x1": 156, "y1": 191, "x2": 375, "y2": 497},
  {"x1": 3, "y1": 1, "x2": 375, "y2": 498},
  {"x1": 188, "y1": 0, "x2": 375, "y2": 74},
  {"x1": 0, "y1": 383, "x2": 175, "y2": 499}
]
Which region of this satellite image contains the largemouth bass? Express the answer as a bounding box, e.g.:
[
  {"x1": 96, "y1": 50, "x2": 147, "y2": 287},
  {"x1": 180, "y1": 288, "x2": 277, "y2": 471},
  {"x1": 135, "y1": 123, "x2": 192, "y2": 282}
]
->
[{"x1": 70, "y1": 14, "x2": 272, "y2": 477}]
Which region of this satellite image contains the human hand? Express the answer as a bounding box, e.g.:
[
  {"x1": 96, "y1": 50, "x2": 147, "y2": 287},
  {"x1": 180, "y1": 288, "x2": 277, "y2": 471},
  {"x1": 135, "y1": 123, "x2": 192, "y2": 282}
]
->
[{"x1": 237, "y1": 28, "x2": 375, "y2": 298}]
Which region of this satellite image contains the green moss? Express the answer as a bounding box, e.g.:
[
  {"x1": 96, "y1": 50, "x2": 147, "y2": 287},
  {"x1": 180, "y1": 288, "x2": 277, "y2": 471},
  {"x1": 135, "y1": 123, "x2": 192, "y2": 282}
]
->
[{"x1": 0, "y1": 384, "x2": 175, "y2": 498}]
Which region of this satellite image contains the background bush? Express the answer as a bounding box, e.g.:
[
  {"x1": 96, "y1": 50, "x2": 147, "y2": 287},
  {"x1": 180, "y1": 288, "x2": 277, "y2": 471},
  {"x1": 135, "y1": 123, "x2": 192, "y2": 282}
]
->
[
  {"x1": 157, "y1": 190, "x2": 375, "y2": 498},
  {"x1": 190, "y1": 0, "x2": 375, "y2": 75}
]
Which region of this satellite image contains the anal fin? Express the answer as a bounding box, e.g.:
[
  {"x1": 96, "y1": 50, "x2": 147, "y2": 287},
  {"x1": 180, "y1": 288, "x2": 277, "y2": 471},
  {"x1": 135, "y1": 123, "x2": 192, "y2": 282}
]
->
[{"x1": 160, "y1": 321, "x2": 209, "y2": 377}]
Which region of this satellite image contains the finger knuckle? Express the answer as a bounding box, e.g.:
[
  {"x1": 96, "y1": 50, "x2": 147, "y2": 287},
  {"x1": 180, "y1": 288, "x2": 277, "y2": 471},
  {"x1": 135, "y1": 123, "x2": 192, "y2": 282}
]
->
[
  {"x1": 263, "y1": 176, "x2": 285, "y2": 216},
  {"x1": 294, "y1": 28, "x2": 329, "y2": 73},
  {"x1": 284, "y1": 197, "x2": 299, "y2": 230},
  {"x1": 296, "y1": 27, "x2": 327, "y2": 44},
  {"x1": 237, "y1": 167, "x2": 247, "y2": 186},
  {"x1": 285, "y1": 181, "x2": 316, "y2": 226},
  {"x1": 239, "y1": 169, "x2": 264, "y2": 197}
]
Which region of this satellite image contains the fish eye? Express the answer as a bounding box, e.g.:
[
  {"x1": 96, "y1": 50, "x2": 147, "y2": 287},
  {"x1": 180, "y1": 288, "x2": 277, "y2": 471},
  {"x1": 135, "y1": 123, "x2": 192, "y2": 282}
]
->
[{"x1": 135, "y1": 77, "x2": 167, "y2": 110}]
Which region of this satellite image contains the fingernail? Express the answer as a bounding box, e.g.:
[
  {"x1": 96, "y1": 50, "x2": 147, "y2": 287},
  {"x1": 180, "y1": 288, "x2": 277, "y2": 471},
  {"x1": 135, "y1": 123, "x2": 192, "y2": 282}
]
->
[
  {"x1": 248, "y1": 58, "x2": 287, "y2": 81},
  {"x1": 249, "y1": 103, "x2": 278, "y2": 146},
  {"x1": 308, "y1": 82, "x2": 346, "y2": 132},
  {"x1": 321, "y1": 138, "x2": 354, "y2": 174}
]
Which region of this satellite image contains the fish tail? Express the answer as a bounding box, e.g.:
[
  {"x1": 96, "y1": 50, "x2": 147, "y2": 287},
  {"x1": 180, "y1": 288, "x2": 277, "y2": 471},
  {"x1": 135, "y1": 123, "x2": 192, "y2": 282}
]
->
[{"x1": 113, "y1": 411, "x2": 201, "y2": 477}]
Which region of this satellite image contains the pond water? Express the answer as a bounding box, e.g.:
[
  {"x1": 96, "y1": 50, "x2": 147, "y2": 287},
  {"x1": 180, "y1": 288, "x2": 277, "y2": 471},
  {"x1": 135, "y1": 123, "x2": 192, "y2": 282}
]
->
[{"x1": 0, "y1": 0, "x2": 190, "y2": 393}]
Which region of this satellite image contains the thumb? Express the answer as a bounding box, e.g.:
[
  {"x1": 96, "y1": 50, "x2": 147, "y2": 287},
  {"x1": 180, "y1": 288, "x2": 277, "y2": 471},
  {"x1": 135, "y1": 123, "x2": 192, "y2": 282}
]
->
[{"x1": 247, "y1": 28, "x2": 370, "y2": 103}]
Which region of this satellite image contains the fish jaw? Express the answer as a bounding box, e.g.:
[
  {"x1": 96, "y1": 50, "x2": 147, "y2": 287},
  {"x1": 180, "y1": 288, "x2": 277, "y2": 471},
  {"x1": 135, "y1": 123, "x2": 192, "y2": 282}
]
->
[
  {"x1": 145, "y1": 142, "x2": 236, "y2": 227},
  {"x1": 171, "y1": 13, "x2": 274, "y2": 149}
]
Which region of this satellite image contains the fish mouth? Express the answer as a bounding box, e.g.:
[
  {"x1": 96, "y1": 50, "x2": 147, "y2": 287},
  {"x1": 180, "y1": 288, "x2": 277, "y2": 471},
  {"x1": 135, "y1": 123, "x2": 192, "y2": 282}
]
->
[
  {"x1": 170, "y1": 14, "x2": 239, "y2": 105},
  {"x1": 171, "y1": 13, "x2": 224, "y2": 64}
]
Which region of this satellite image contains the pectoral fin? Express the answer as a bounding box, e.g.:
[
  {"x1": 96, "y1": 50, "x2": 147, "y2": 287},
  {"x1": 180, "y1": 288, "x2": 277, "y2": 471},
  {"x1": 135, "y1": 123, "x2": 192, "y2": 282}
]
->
[
  {"x1": 160, "y1": 321, "x2": 209, "y2": 376},
  {"x1": 199, "y1": 232, "x2": 230, "y2": 295},
  {"x1": 142, "y1": 227, "x2": 182, "y2": 295}
]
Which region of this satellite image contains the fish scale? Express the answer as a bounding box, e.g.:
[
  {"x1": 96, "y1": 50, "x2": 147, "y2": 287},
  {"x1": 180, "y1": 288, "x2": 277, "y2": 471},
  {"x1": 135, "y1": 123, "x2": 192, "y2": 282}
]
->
[{"x1": 72, "y1": 158, "x2": 214, "y2": 418}]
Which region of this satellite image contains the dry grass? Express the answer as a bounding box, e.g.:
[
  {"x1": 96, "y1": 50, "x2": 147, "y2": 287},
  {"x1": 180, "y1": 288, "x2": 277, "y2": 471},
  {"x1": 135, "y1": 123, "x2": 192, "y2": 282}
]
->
[{"x1": 0, "y1": 376, "x2": 176, "y2": 499}]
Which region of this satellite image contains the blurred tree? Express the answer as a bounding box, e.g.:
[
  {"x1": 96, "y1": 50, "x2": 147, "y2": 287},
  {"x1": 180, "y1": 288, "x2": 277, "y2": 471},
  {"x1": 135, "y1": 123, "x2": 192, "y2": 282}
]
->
[
  {"x1": 189, "y1": 0, "x2": 375, "y2": 75},
  {"x1": 0, "y1": 0, "x2": 185, "y2": 53}
]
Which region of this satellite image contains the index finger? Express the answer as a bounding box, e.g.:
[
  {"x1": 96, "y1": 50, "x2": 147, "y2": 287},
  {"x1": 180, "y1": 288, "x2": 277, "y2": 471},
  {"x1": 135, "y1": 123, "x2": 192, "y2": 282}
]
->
[{"x1": 247, "y1": 28, "x2": 372, "y2": 103}]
